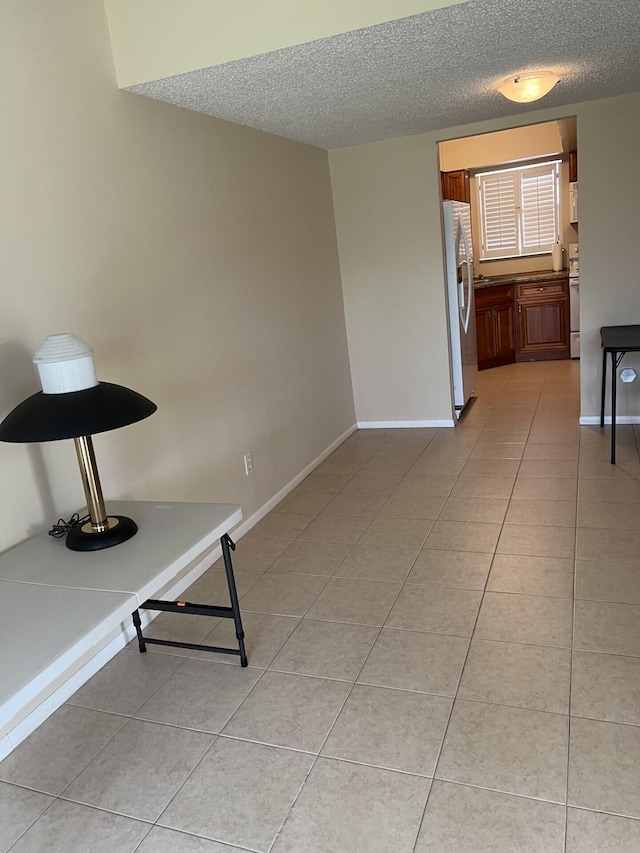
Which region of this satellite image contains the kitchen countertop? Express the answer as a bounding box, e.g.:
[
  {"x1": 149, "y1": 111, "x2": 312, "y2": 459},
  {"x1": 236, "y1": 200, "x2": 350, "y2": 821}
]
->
[{"x1": 474, "y1": 269, "x2": 568, "y2": 290}]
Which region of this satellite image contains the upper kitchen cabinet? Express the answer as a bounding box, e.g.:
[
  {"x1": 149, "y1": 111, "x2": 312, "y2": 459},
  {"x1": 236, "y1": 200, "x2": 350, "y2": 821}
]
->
[
  {"x1": 569, "y1": 151, "x2": 578, "y2": 182},
  {"x1": 441, "y1": 169, "x2": 470, "y2": 203}
]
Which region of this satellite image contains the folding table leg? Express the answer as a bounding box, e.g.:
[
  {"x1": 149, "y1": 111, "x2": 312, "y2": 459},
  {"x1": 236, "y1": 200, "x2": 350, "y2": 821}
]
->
[
  {"x1": 131, "y1": 532, "x2": 248, "y2": 664},
  {"x1": 600, "y1": 345, "x2": 607, "y2": 428},
  {"x1": 221, "y1": 533, "x2": 248, "y2": 667},
  {"x1": 611, "y1": 351, "x2": 618, "y2": 464},
  {"x1": 132, "y1": 608, "x2": 147, "y2": 653}
]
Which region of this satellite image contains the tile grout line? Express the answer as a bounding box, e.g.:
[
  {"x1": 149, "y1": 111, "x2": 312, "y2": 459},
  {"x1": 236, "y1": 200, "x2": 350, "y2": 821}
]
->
[
  {"x1": 267, "y1": 422, "x2": 485, "y2": 852},
  {"x1": 231, "y1": 366, "x2": 581, "y2": 850},
  {"x1": 265, "y1": 426, "x2": 437, "y2": 853},
  {"x1": 410, "y1": 369, "x2": 535, "y2": 851},
  {"x1": 562, "y1": 374, "x2": 581, "y2": 853},
  {"x1": 411, "y1": 362, "x2": 585, "y2": 850},
  {"x1": 428, "y1": 369, "x2": 531, "y2": 775}
]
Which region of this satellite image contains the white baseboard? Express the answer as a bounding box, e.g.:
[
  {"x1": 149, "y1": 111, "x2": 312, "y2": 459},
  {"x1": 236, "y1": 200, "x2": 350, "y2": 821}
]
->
[
  {"x1": 580, "y1": 416, "x2": 640, "y2": 425},
  {"x1": 357, "y1": 419, "x2": 455, "y2": 429},
  {"x1": 0, "y1": 424, "x2": 358, "y2": 759},
  {"x1": 231, "y1": 423, "x2": 357, "y2": 540}
]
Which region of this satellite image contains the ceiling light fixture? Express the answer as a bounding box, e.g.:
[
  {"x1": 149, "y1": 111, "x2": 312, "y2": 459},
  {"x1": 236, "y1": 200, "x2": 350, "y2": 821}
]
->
[{"x1": 497, "y1": 71, "x2": 560, "y2": 103}]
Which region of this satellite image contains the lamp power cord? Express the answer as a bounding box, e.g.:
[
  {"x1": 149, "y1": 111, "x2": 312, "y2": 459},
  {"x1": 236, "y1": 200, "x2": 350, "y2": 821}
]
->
[{"x1": 48, "y1": 513, "x2": 90, "y2": 539}]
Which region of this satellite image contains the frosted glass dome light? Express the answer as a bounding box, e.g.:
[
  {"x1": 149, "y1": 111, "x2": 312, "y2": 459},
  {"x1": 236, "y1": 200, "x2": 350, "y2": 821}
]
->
[{"x1": 497, "y1": 71, "x2": 560, "y2": 103}]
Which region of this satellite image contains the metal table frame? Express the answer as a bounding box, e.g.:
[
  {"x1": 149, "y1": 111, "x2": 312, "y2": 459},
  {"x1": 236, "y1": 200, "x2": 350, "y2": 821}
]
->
[
  {"x1": 600, "y1": 325, "x2": 640, "y2": 463},
  {"x1": 132, "y1": 532, "x2": 247, "y2": 665}
]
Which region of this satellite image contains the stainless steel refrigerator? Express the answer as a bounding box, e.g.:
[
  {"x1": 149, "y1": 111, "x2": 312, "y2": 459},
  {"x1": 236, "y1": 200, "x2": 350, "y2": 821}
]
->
[{"x1": 443, "y1": 200, "x2": 478, "y2": 417}]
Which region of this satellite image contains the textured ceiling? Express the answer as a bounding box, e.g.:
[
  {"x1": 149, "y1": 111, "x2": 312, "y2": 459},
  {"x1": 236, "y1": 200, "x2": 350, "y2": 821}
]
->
[{"x1": 127, "y1": 0, "x2": 640, "y2": 149}]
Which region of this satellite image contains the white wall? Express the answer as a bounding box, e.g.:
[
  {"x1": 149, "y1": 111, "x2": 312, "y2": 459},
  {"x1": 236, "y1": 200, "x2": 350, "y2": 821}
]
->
[
  {"x1": 578, "y1": 94, "x2": 640, "y2": 421},
  {"x1": 439, "y1": 121, "x2": 565, "y2": 172},
  {"x1": 0, "y1": 0, "x2": 355, "y2": 553},
  {"x1": 330, "y1": 136, "x2": 455, "y2": 426},
  {"x1": 330, "y1": 93, "x2": 640, "y2": 425},
  {"x1": 104, "y1": 0, "x2": 467, "y2": 87}
]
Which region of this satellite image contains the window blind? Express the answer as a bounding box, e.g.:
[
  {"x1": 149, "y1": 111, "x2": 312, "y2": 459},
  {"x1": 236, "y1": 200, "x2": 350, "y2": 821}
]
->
[{"x1": 477, "y1": 161, "x2": 560, "y2": 260}]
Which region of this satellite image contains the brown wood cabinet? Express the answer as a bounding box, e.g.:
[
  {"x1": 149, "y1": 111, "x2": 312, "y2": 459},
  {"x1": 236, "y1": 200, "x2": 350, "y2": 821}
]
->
[
  {"x1": 441, "y1": 169, "x2": 470, "y2": 203},
  {"x1": 475, "y1": 284, "x2": 516, "y2": 370},
  {"x1": 515, "y1": 278, "x2": 570, "y2": 361},
  {"x1": 569, "y1": 151, "x2": 578, "y2": 183}
]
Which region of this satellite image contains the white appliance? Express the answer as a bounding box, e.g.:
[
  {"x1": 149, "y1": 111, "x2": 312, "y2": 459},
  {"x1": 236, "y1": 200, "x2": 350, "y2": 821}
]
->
[
  {"x1": 569, "y1": 242, "x2": 580, "y2": 358},
  {"x1": 443, "y1": 200, "x2": 478, "y2": 416}
]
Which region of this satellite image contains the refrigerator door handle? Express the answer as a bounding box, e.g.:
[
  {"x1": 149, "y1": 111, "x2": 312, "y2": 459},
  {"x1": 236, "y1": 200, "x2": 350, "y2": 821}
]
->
[
  {"x1": 457, "y1": 216, "x2": 466, "y2": 316},
  {"x1": 459, "y1": 216, "x2": 472, "y2": 334}
]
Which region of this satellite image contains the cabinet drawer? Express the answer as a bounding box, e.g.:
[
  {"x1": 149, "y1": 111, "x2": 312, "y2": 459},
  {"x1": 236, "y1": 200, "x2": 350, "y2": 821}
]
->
[
  {"x1": 516, "y1": 280, "x2": 567, "y2": 300},
  {"x1": 475, "y1": 284, "x2": 513, "y2": 307}
]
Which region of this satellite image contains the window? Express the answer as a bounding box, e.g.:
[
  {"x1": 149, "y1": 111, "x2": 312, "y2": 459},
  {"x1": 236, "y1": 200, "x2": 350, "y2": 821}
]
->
[{"x1": 476, "y1": 160, "x2": 560, "y2": 261}]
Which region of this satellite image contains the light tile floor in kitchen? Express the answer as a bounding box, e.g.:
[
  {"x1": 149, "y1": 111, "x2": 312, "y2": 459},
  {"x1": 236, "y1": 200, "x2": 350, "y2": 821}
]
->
[{"x1": 3, "y1": 359, "x2": 640, "y2": 852}]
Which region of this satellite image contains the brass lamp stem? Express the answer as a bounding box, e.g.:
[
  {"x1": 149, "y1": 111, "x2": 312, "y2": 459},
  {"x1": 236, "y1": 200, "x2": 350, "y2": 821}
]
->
[{"x1": 73, "y1": 435, "x2": 109, "y2": 533}]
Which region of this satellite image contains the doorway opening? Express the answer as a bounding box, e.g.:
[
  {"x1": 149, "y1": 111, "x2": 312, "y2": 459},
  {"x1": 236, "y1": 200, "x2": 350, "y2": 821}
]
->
[{"x1": 437, "y1": 118, "x2": 579, "y2": 409}]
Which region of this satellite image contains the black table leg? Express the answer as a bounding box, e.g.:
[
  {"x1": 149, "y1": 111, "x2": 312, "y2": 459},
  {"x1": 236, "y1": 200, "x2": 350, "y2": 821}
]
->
[
  {"x1": 601, "y1": 345, "x2": 607, "y2": 428},
  {"x1": 132, "y1": 608, "x2": 147, "y2": 653},
  {"x1": 221, "y1": 533, "x2": 248, "y2": 667},
  {"x1": 611, "y1": 350, "x2": 617, "y2": 464}
]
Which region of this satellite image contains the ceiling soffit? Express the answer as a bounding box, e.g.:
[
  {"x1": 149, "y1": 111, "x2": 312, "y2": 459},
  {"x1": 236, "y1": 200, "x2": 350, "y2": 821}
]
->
[{"x1": 121, "y1": 0, "x2": 640, "y2": 148}]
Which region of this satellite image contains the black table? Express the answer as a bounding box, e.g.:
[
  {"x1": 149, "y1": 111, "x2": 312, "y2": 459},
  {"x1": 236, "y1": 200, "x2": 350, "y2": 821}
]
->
[{"x1": 600, "y1": 325, "x2": 640, "y2": 463}]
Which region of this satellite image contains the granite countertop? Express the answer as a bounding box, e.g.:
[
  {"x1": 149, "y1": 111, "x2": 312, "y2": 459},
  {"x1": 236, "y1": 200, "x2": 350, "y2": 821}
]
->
[{"x1": 474, "y1": 270, "x2": 568, "y2": 290}]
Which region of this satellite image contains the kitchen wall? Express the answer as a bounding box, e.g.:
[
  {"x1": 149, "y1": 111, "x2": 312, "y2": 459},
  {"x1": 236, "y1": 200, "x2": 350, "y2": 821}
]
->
[
  {"x1": 0, "y1": 0, "x2": 355, "y2": 554},
  {"x1": 330, "y1": 92, "x2": 640, "y2": 425},
  {"x1": 439, "y1": 121, "x2": 579, "y2": 278},
  {"x1": 439, "y1": 122, "x2": 565, "y2": 171},
  {"x1": 579, "y1": 93, "x2": 640, "y2": 422}
]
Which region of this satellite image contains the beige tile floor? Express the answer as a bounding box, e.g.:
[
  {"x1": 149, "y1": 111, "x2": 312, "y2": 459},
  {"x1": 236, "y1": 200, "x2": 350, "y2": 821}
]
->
[{"x1": 3, "y1": 359, "x2": 640, "y2": 851}]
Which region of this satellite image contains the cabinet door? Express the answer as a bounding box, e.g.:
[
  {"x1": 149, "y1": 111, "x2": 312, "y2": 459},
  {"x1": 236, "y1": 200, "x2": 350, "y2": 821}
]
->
[
  {"x1": 475, "y1": 305, "x2": 495, "y2": 370},
  {"x1": 441, "y1": 170, "x2": 470, "y2": 203},
  {"x1": 517, "y1": 298, "x2": 569, "y2": 356},
  {"x1": 569, "y1": 151, "x2": 578, "y2": 183},
  {"x1": 493, "y1": 302, "x2": 516, "y2": 362}
]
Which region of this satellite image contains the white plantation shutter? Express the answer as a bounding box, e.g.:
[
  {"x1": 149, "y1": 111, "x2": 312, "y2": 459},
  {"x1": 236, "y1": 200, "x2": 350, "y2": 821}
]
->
[
  {"x1": 477, "y1": 161, "x2": 560, "y2": 260},
  {"x1": 520, "y1": 165, "x2": 558, "y2": 250},
  {"x1": 479, "y1": 172, "x2": 518, "y2": 257}
]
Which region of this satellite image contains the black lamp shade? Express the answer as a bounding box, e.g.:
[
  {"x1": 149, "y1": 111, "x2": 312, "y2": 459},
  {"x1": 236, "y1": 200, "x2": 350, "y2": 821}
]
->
[{"x1": 0, "y1": 382, "x2": 157, "y2": 443}]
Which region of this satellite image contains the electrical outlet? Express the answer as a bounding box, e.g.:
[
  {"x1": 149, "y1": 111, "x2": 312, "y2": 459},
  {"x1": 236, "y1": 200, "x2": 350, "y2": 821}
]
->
[{"x1": 243, "y1": 452, "x2": 254, "y2": 476}]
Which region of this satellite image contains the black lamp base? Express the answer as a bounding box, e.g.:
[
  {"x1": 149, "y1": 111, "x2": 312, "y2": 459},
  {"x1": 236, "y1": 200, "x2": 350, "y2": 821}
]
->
[{"x1": 66, "y1": 516, "x2": 138, "y2": 551}]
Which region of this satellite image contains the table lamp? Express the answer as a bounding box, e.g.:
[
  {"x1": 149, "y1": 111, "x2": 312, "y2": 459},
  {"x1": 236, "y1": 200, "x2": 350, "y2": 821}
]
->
[{"x1": 0, "y1": 334, "x2": 157, "y2": 551}]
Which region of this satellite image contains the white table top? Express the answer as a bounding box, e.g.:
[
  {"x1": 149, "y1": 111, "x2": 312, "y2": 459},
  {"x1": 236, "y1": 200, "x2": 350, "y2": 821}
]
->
[
  {"x1": 0, "y1": 580, "x2": 135, "y2": 733},
  {"x1": 0, "y1": 501, "x2": 243, "y2": 605}
]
